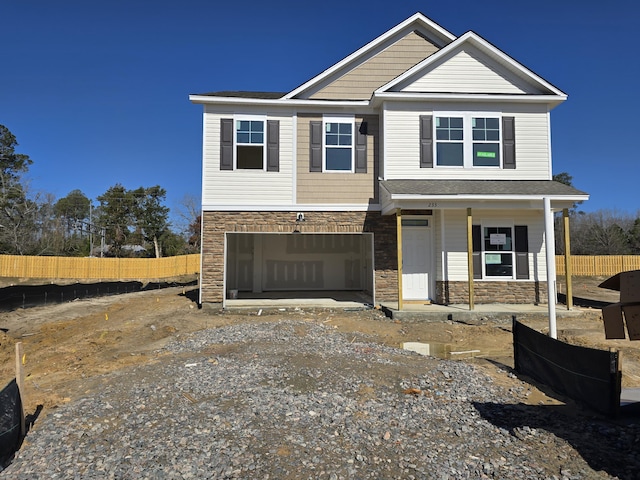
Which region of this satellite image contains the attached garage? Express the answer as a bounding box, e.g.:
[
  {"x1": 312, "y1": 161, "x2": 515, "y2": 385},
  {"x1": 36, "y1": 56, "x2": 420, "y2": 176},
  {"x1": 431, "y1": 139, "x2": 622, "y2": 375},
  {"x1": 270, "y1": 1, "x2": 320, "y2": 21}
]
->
[{"x1": 225, "y1": 233, "x2": 374, "y2": 300}]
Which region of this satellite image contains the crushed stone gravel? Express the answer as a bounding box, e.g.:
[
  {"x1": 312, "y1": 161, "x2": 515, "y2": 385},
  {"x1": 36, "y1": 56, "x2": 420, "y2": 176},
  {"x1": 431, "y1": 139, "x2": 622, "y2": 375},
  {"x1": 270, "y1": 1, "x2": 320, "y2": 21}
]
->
[{"x1": 2, "y1": 319, "x2": 639, "y2": 479}]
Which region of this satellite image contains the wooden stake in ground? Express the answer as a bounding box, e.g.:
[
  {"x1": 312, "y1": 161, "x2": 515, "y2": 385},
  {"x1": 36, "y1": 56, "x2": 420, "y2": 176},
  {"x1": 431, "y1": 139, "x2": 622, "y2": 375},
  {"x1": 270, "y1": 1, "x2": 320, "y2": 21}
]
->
[{"x1": 15, "y1": 342, "x2": 26, "y2": 438}]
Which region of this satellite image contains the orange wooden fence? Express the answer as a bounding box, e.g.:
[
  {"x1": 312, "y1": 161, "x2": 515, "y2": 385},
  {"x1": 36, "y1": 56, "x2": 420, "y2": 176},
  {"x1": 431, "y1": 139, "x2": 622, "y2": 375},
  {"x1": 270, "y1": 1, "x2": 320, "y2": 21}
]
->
[
  {"x1": 1, "y1": 254, "x2": 638, "y2": 280},
  {"x1": 0, "y1": 254, "x2": 200, "y2": 281},
  {"x1": 556, "y1": 255, "x2": 640, "y2": 276}
]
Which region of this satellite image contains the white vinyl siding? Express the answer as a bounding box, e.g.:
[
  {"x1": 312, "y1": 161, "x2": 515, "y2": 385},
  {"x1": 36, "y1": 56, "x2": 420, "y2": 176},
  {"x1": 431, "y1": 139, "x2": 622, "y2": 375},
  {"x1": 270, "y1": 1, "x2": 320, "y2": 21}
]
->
[
  {"x1": 398, "y1": 45, "x2": 543, "y2": 95},
  {"x1": 383, "y1": 103, "x2": 551, "y2": 180},
  {"x1": 439, "y1": 209, "x2": 546, "y2": 282},
  {"x1": 202, "y1": 108, "x2": 294, "y2": 206}
]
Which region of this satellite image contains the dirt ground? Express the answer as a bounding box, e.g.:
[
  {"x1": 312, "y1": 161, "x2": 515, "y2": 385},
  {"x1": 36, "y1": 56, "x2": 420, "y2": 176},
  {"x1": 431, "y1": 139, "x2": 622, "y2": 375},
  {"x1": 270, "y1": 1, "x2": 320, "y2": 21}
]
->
[{"x1": 0, "y1": 276, "x2": 638, "y2": 420}]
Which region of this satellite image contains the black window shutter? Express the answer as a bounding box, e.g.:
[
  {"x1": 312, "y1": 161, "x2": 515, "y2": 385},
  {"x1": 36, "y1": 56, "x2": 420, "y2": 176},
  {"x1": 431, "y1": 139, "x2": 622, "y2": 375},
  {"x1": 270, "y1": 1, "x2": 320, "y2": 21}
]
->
[
  {"x1": 419, "y1": 115, "x2": 433, "y2": 168},
  {"x1": 472, "y1": 224, "x2": 482, "y2": 279},
  {"x1": 220, "y1": 118, "x2": 234, "y2": 170},
  {"x1": 309, "y1": 121, "x2": 322, "y2": 172},
  {"x1": 355, "y1": 121, "x2": 367, "y2": 173},
  {"x1": 267, "y1": 120, "x2": 279, "y2": 172},
  {"x1": 515, "y1": 225, "x2": 529, "y2": 279},
  {"x1": 502, "y1": 116, "x2": 516, "y2": 169}
]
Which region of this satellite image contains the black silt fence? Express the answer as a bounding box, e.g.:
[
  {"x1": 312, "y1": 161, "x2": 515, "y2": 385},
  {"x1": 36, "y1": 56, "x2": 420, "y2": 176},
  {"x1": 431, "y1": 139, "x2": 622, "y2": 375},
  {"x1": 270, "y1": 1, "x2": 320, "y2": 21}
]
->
[
  {"x1": 0, "y1": 379, "x2": 23, "y2": 467},
  {"x1": 513, "y1": 318, "x2": 621, "y2": 417},
  {"x1": 0, "y1": 280, "x2": 195, "y2": 312}
]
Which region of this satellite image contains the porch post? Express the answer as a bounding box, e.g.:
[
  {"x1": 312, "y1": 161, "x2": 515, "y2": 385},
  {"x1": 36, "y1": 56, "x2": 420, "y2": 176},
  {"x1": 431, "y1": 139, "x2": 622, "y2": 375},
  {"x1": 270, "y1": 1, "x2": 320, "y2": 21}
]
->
[
  {"x1": 396, "y1": 209, "x2": 403, "y2": 311},
  {"x1": 544, "y1": 197, "x2": 557, "y2": 338},
  {"x1": 563, "y1": 208, "x2": 573, "y2": 310},
  {"x1": 466, "y1": 208, "x2": 474, "y2": 310}
]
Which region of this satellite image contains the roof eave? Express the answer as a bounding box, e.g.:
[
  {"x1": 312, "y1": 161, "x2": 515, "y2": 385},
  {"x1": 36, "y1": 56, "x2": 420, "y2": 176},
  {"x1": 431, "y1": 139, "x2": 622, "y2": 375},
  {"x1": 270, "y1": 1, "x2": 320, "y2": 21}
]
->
[
  {"x1": 386, "y1": 193, "x2": 589, "y2": 201},
  {"x1": 189, "y1": 94, "x2": 371, "y2": 108},
  {"x1": 372, "y1": 92, "x2": 567, "y2": 108},
  {"x1": 380, "y1": 193, "x2": 589, "y2": 215}
]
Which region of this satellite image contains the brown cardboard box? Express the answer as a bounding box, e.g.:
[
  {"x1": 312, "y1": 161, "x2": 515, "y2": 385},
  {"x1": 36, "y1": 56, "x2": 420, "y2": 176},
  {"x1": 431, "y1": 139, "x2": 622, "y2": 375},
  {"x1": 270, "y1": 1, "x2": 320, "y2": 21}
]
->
[
  {"x1": 599, "y1": 270, "x2": 640, "y2": 340},
  {"x1": 623, "y1": 305, "x2": 640, "y2": 341},
  {"x1": 619, "y1": 271, "x2": 640, "y2": 303},
  {"x1": 602, "y1": 304, "x2": 626, "y2": 339},
  {"x1": 599, "y1": 270, "x2": 640, "y2": 303}
]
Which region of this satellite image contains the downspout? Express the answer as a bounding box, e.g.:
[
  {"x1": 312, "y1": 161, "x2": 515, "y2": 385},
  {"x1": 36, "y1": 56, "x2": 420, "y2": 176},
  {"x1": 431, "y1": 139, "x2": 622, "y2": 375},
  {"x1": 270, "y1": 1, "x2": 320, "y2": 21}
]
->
[
  {"x1": 563, "y1": 208, "x2": 573, "y2": 310},
  {"x1": 544, "y1": 197, "x2": 557, "y2": 338},
  {"x1": 396, "y1": 209, "x2": 403, "y2": 311},
  {"x1": 467, "y1": 208, "x2": 474, "y2": 310}
]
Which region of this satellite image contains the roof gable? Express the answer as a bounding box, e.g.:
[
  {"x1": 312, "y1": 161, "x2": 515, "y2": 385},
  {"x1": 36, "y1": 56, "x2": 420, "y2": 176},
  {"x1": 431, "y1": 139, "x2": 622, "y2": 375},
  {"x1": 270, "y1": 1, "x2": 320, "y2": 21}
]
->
[
  {"x1": 379, "y1": 32, "x2": 566, "y2": 97},
  {"x1": 286, "y1": 13, "x2": 456, "y2": 100}
]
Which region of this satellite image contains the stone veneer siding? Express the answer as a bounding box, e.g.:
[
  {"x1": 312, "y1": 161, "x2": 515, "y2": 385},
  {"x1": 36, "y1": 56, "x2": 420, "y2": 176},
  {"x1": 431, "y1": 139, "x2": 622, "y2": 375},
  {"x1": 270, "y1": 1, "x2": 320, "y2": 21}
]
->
[
  {"x1": 202, "y1": 210, "x2": 547, "y2": 306},
  {"x1": 436, "y1": 281, "x2": 548, "y2": 305},
  {"x1": 201, "y1": 211, "x2": 398, "y2": 304}
]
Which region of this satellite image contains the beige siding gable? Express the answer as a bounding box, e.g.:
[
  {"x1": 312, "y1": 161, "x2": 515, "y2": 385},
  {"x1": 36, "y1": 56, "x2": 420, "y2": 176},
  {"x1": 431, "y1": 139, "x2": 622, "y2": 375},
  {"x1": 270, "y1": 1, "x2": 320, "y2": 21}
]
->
[
  {"x1": 307, "y1": 31, "x2": 440, "y2": 101},
  {"x1": 396, "y1": 45, "x2": 545, "y2": 95}
]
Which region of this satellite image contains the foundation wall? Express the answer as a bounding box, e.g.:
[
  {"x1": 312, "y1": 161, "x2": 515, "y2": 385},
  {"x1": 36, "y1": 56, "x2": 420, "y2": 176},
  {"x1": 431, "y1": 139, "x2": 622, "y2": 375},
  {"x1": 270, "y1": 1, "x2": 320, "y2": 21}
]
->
[{"x1": 436, "y1": 280, "x2": 548, "y2": 305}]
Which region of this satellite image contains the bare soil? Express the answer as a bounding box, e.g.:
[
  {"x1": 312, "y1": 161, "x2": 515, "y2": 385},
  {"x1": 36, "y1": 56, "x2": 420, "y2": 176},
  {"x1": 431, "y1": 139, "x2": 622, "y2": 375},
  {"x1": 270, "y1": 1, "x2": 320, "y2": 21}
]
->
[{"x1": 0, "y1": 276, "x2": 638, "y2": 420}]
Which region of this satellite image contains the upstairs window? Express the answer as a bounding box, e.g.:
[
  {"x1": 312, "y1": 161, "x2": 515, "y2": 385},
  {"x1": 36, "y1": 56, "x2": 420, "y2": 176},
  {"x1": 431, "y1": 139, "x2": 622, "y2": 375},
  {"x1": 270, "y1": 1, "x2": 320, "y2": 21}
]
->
[
  {"x1": 430, "y1": 113, "x2": 504, "y2": 168},
  {"x1": 236, "y1": 119, "x2": 264, "y2": 169},
  {"x1": 435, "y1": 116, "x2": 464, "y2": 166},
  {"x1": 324, "y1": 117, "x2": 354, "y2": 172},
  {"x1": 472, "y1": 117, "x2": 500, "y2": 167}
]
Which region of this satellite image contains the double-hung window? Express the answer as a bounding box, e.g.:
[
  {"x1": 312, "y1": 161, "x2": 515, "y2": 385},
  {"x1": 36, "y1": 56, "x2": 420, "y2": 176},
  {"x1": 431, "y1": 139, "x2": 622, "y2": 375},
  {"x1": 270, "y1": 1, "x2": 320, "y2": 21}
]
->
[
  {"x1": 472, "y1": 224, "x2": 529, "y2": 280},
  {"x1": 324, "y1": 117, "x2": 354, "y2": 172},
  {"x1": 435, "y1": 116, "x2": 464, "y2": 166},
  {"x1": 472, "y1": 118, "x2": 500, "y2": 167},
  {"x1": 483, "y1": 226, "x2": 513, "y2": 277},
  {"x1": 236, "y1": 118, "x2": 264, "y2": 169},
  {"x1": 434, "y1": 113, "x2": 502, "y2": 168}
]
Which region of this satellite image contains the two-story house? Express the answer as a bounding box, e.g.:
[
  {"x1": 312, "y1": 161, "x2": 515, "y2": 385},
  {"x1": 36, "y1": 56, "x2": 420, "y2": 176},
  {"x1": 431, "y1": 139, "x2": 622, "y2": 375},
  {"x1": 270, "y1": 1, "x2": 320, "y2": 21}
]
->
[{"x1": 190, "y1": 12, "x2": 588, "y2": 309}]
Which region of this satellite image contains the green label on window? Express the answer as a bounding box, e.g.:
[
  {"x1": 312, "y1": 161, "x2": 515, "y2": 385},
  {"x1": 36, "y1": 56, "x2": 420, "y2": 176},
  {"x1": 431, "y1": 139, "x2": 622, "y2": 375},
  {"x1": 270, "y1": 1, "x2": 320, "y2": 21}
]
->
[
  {"x1": 485, "y1": 254, "x2": 502, "y2": 264},
  {"x1": 477, "y1": 151, "x2": 496, "y2": 158}
]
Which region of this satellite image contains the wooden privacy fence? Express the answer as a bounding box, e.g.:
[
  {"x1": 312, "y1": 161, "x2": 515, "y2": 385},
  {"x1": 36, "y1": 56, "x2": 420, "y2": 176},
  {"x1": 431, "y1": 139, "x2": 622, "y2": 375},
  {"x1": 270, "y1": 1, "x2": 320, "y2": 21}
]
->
[
  {"x1": 556, "y1": 255, "x2": 640, "y2": 276},
  {"x1": 1, "y1": 254, "x2": 638, "y2": 280},
  {"x1": 0, "y1": 254, "x2": 200, "y2": 281}
]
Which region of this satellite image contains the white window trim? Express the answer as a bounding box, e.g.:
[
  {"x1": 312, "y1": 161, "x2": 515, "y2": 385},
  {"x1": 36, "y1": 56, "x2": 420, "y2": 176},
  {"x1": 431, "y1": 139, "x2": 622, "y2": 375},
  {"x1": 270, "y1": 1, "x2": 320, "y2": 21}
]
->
[
  {"x1": 434, "y1": 112, "x2": 502, "y2": 169},
  {"x1": 234, "y1": 114, "x2": 267, "y2": 171},
  {"x1": 480, "y1": 222, "x2": 515, "y2": 280},
  {"x1": 323, "y1": 115, "x2": 355, "y2": 173}
]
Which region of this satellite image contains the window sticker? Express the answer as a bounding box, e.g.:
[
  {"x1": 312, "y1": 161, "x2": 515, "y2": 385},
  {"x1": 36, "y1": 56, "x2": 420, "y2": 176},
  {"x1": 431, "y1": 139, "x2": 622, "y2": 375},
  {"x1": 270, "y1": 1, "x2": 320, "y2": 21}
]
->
[
  {"x1": 490, "y1": 233, "x2": 507, "y2": 245},
  {"x1": 485, "y1": 253, "x2": 502, "y2": 264}
]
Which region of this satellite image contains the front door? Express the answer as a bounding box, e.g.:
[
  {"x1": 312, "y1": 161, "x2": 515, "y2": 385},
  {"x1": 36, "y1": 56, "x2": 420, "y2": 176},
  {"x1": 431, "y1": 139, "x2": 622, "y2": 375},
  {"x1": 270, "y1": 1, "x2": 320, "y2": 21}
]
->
[{"x1": 402, "y1": 219, "x2": 432, "y2": 300}]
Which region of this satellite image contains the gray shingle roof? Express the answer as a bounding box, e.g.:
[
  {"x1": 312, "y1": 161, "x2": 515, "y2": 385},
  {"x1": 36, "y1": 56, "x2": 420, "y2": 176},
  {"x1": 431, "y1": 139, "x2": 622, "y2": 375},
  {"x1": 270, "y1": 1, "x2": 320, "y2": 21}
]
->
[{"x1": 381, "y1": 179, "x2": 588, "y2": 196}]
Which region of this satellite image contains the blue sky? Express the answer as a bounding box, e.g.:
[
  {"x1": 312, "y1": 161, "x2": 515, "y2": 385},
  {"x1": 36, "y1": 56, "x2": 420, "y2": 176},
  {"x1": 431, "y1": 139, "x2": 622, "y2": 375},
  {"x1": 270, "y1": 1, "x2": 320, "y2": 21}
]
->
[{"x1": 1, "y1": 0, "x2": 638, "y2": 227}]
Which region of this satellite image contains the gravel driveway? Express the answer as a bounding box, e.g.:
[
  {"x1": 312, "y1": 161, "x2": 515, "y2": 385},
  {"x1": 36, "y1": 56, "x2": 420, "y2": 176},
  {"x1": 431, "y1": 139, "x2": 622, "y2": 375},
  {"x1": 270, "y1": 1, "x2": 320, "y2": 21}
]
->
[{"x1": 2, "y1": 320, "x2": 639, "y2": 479}]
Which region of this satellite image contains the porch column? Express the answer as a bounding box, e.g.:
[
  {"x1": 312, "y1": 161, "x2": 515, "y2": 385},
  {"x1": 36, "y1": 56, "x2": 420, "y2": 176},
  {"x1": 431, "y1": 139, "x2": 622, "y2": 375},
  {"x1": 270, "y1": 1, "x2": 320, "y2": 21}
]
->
[
  {"x1": 563, "y1": 208, "x2": 573, "y2": 310},
  {"x1": 544, "y1": 197, "x2": 557, "y2": 338},
  {"x1": 396, "y1": 209, "x2": 403, "y2": 311},
  {"x1": 466, "y1": 208, "x2": 474, "y2": 310}
]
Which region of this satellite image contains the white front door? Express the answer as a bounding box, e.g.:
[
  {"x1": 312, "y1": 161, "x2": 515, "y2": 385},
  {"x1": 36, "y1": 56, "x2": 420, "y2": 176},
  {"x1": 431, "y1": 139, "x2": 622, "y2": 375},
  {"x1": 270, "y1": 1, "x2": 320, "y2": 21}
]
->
[{"x1": 402, "y1": 221, "x2": 432, "y2": 300}]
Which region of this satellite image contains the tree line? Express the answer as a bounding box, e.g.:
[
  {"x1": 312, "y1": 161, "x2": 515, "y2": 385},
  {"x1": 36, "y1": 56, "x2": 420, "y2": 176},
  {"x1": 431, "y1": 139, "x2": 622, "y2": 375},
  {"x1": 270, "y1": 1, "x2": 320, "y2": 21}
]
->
[
  {"x1": 554, "y1": 173, "x2": 640, "y2": 255},
  {"x1": 0, "y1": 124, "x2": 200, "y2": 258}
]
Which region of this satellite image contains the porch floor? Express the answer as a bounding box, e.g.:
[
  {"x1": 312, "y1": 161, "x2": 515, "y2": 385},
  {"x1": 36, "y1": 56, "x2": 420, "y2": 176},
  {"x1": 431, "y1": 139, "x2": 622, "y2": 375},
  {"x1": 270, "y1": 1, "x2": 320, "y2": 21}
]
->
[{"x1": 223, "y1": 291, "x2": 589, "y2": 322}]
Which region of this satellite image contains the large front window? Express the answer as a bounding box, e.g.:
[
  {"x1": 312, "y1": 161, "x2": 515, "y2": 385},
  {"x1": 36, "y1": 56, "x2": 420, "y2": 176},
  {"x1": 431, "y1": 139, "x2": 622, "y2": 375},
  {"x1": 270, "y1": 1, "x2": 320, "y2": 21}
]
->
[
  {"x1": 483, "y1": 226, "x2": 513, "y2": 277},
  {"x1": 324, "y1": 118, "x2": 353, "y2": 171},
  {"x1": 435, "y1": 113, "x2": 501, "y2": 168},
  {"x1": 236, "y1": 119, "x2": 264, "y2": 169}
]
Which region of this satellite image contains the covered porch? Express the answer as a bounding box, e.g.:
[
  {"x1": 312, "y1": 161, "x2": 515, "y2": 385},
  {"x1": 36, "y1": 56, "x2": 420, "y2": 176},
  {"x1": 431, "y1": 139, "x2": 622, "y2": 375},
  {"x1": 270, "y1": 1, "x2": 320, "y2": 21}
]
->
[{"x1": 380, "y1": 179, "x2": 589, "y2": 336}]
